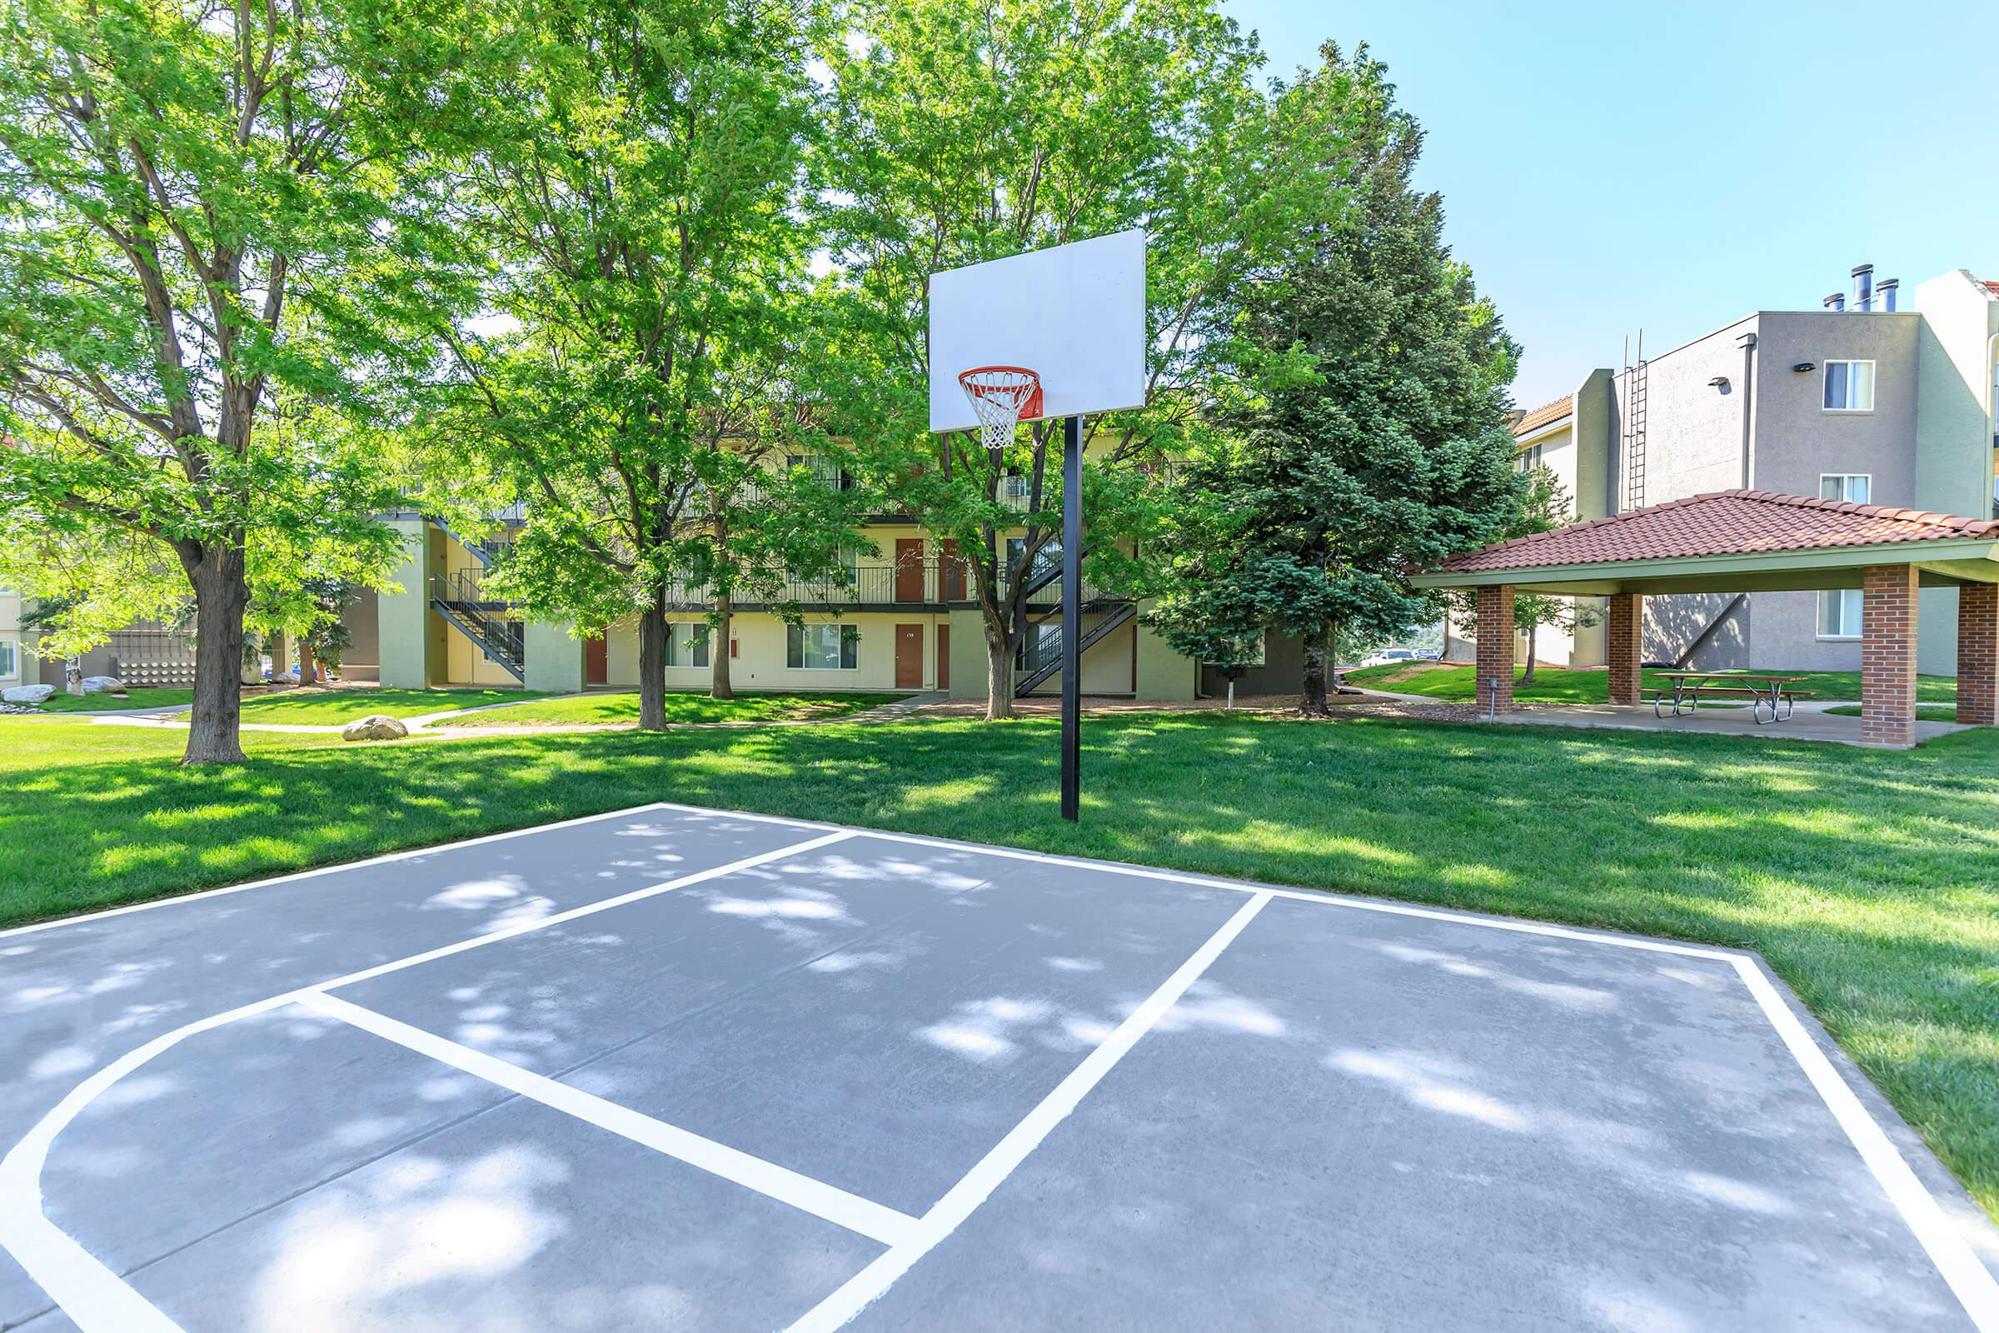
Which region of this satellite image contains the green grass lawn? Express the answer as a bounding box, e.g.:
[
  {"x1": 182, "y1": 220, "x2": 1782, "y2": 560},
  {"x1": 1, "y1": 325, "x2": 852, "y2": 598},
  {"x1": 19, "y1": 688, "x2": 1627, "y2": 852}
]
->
[
  {"x1": 2, "y1": 712, "x2": 1996, "y2": 1221},
  {"x1": 1348, "y1": 661, "x2": 1959, "y2": 704},
  {"x1": 1825, "y1": 703, "x2": 1961, "y2": 722},
  {"x1": 237, "y1": 687, "x2": 540, "y2": 725},
  {"x1": 28, "y1": 687, "x2": 194, "y2": 713},
  {"x1": 432, "y1": 689, "x2": 902, "y2": 727}
]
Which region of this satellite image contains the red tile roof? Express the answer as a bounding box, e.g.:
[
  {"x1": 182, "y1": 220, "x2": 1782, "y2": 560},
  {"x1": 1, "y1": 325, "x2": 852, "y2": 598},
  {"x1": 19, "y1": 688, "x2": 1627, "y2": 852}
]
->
[
  {"x1": 1439, "y1": 490, "x2": 1999, "y2": 573},
  {"x1": 1511, "y1": 395, "x2": 1573, "y2": 438},
  {"x1": 1982, "y1": 278, "x2": 1999, "y2": 300}
]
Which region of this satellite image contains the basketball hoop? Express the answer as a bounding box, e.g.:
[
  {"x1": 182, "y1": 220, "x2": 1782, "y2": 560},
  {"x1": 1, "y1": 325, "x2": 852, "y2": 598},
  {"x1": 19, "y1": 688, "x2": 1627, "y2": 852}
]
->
[{"x1": 958, "y1": 365, "x2": 1043, "y2": 453}]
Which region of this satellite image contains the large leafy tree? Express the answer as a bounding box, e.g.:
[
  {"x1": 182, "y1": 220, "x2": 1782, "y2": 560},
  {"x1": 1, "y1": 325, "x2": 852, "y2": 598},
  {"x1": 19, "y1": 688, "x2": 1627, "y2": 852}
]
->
[
  {"x1": 418, "y1": 0, "x2": 852, "y2": 728},
  {"x1": 1151, "y1": 44, "x2": 1526, "y2": 714},
  {"x1": 814, "y1": 0, "x2": 1351, "y2": 719},
  {"x1": 0, "y1": 0, "x2": 474, "y2": 761}
]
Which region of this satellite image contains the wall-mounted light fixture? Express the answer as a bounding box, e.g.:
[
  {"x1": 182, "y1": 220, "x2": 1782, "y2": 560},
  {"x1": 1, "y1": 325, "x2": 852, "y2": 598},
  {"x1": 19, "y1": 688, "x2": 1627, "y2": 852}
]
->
[
  {"x1": 1793, "y1": 362, "x2": 1816, "y2": 373},
  {"x1": 1708, "y1": 376, "x2": 1731, "y2": 392}
]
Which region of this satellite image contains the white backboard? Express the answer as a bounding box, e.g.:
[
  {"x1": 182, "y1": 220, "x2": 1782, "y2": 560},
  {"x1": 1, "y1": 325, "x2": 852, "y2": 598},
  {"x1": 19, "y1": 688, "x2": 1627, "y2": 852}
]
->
[{"x1": 928, "y1": 229, "x2": 1147, "y2": 433}]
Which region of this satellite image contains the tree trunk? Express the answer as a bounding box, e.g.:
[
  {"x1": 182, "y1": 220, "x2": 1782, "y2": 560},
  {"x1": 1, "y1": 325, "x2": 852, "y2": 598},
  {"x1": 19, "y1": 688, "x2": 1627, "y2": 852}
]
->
[
  {"x1": 984, "y1": 627, "x2": 1015, "y2": 720},
  {"x1": 1523, "y1": 624, "x2": 1537, "y2": 684},
  {"x1": 267, "y1": 630, "x2": 287, "y2": 686},
  {"x1": 299, "y1": 637, "x2": 318, "y2": 688},
  {"x1": 637, "y1": 592, "x2": 668, "y2": 731},
  {"x1": 1299, "y1": 630, "x2": 1330, "y2": 717},
  {"x1": 64, "y1": 658, "x2": 83, "y2": 696},
  {"x1": 182, "y1": 546, "x2": 248, "y2": 765},
  {"x1": 709, "y1": 600, "x2": 734, "y2": 699}
]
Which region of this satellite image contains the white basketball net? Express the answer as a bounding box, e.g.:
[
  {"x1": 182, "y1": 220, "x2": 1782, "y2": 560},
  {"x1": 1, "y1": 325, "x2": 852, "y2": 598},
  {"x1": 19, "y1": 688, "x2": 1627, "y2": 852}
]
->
[{"x1": 958, "y1": 366, "x2": 1042, "y2": 454}]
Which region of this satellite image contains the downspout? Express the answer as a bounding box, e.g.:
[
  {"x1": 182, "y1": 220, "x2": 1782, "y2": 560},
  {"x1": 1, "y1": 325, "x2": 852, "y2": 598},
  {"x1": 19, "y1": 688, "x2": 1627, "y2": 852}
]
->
[{"x1": 1736, "y1": 332, "x2": 1758, "y2": 488}]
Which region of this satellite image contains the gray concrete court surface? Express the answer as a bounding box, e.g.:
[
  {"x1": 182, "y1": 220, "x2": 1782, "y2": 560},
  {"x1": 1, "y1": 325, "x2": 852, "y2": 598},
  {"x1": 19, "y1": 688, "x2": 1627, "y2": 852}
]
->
[{"x1": 1, "y1": 804, "x2": 1996, "y2": 1331}]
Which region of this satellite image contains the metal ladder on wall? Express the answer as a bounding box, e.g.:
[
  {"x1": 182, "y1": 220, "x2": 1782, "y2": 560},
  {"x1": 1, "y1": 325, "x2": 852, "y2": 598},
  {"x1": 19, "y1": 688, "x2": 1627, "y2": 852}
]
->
[{"x1": 1622, "y1": 333, "x2": 1648, "y2": 512}]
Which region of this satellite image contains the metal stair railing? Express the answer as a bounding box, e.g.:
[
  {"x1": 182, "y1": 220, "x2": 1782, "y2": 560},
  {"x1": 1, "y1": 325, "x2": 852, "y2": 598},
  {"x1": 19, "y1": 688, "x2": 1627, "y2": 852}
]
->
[
  {"x1": 430, "y1": 570, "x2": 525, "y2": 680},
  {"x1": 1013, "y1": 602, "x2": 1138, "y2": 696}
]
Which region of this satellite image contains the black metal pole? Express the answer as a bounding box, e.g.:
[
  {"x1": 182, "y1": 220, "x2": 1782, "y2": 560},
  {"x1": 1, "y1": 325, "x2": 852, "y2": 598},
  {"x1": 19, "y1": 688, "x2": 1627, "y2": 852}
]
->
[{"x1": 1060, "y1": 415, "x2": 1082, "y2": 822}]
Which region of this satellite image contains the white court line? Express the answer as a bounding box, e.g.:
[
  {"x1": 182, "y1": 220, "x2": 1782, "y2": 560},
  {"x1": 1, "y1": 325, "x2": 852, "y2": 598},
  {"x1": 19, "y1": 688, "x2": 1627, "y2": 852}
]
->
[
  {"x1": 1730, "y1": 958, "x2": 1999, "y2": 1331},
  {"x1": 0, "y1": 799, "x2": 738, "y2": 942},
  {"x1": 787, "y1": 889, "x2": 1275, "y2": 1333},
  {"x1": 299, "y1": 993, "x2": 916, "y2": 1246},
  {"x1": 0, "y1": 828, "x2": 854, "y2": 1333}
]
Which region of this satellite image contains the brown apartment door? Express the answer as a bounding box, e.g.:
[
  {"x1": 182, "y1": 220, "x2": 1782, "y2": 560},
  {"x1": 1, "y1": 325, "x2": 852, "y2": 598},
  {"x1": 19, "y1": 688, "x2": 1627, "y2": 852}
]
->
[
  {"x1": 941, "y1": 539, "x2": 965, "y2": 601},
  {"x1": 895, "y1": 624, "x2": 924, "y2": 688},
  {"x1": 584, "y1": 634, "x2": 608, "y2": 685},
  {"x1": 936, "y1": 624, "x2": 950, "y2": 691},
  {"x1": 894, "y1": 539, "x2": 926, "y2": 602}
]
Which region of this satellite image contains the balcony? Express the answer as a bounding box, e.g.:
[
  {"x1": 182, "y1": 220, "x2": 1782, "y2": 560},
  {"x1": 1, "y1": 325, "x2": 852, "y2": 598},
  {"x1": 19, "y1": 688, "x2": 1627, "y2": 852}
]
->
[{"x1": 659, "y1": 560, "x2": 1122, "y2": 613}]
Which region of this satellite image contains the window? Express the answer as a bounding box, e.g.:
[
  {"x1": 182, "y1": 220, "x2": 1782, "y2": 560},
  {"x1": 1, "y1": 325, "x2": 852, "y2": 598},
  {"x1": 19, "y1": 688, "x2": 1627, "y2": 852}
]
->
[
  {"x1": 1519, "y1": 442, "x2": 1544, "y2": 472},
  {"x1": 786, "y1": 454, "x2": 852, "y2": 491},
  {"x1": 665, "y1": 622, "x2": 710, "y2": 668},
  {"x1": 1819, "y1": 473, "x2": 1871, "y2": 504},
  {"x1": 1818, "y1": 588, "x2": 1863, "y2": 639},
  {"x1": 0, "y1": 638, "x2": 16, "y2": 681},
  {"x1": 788, "y1": 623, "x2": 859, "y2": 669},
  {"x1": 1823, "y1": 360, "x2": 1875, "y2": 412}
]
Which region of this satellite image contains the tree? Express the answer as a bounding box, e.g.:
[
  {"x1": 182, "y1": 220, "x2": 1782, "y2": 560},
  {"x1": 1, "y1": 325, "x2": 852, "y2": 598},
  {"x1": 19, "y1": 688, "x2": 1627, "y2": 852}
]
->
[
  {"x1": 1447, "y1": 465, "x2": 1598, "y2": 683},
  {"x1": 0, "y1": 0, "x2": 476, "y2": 761},
  {"x1": 418, "y1": 0, "x2": 852, "y2": 729},
  {"x1": 1153, "y1": 44, "x2": 1526, "y2": 716},
  {"x1": 814, "y1": 0, "x2": 1351, "y2": 719}
]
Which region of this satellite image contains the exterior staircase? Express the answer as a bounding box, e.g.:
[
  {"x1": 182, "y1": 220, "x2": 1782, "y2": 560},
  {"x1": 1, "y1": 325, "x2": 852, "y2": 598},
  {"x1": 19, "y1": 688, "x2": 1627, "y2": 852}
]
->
[
  {"x1": 429, "y1": 564, "x2": 525, "y2": 682},
  {"x1": 1013, "y1": 601, "x2": 1138, "y2": 696}
]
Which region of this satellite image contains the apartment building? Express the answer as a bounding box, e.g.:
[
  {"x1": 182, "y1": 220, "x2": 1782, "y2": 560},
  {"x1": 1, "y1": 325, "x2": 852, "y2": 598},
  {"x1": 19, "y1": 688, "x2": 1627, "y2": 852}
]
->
[
  {"x1": 360, "y1": 476, "x2": 1196, "y2": 702},
  {"x1": 1487, "y1": 265, "x2": 1999, "y2": 676}
]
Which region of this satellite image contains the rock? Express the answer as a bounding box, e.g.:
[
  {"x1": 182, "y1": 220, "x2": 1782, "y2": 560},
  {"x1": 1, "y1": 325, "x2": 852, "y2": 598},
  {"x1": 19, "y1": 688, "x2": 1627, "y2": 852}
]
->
[
  {"x1": 80, "y1": 676, "x2": 125, "y2": 694},
  {"x1": 2, "y1": 684, "x2": 56, "y2": 705},
  {"x1": 271, "y1": 670, "x2": 301, "y2": 685},
  {"x1": 341, "y1": 714, "x2": 409, "y2": 742}
]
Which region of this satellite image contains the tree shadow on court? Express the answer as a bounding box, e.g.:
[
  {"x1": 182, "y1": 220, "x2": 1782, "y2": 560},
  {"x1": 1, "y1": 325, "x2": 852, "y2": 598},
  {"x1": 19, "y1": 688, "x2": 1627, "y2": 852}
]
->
[{"x1": 3, "y1": 712, "x2": 1998, "y2": 1218}]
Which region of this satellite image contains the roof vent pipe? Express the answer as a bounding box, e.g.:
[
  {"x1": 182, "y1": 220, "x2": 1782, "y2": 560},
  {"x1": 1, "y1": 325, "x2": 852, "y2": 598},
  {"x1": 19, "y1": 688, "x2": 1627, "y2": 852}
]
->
[
  {"x1": 1877, "y1": 277, "x2": 1899, "y2": 312},
  {"x1": 1852, "y1": 264, "x2": 1874, "y2": 312},
  {"x1": 1824, "y1": 293, "x2": 1846, "y2": 312}
]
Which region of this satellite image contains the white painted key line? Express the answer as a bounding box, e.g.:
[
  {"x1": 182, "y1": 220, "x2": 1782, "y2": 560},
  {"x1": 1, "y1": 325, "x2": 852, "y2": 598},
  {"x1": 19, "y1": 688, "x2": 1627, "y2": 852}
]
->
[
  {"x1": 298, "y1": 992, "x2": 917, "y2": 1246},
  {"x1": 787, "y1": 890, "x2": 1276, "y2": 1333},
  {"x1": 0, "y1": 827, "x2": 858, "y2": 1333}
]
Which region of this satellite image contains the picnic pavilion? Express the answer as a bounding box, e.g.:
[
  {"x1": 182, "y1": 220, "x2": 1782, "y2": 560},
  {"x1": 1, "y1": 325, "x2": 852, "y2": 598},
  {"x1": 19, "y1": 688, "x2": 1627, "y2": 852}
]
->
[{"x1": 1410, "y1": 490, "x2": 1999, "y2": 748}]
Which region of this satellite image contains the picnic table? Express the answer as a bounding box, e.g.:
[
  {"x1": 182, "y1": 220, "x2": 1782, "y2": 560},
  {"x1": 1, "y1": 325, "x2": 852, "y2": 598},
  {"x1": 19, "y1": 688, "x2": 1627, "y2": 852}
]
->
[{"x1": 1650, "y1": 671, "x2": 1814, "y2": 725}]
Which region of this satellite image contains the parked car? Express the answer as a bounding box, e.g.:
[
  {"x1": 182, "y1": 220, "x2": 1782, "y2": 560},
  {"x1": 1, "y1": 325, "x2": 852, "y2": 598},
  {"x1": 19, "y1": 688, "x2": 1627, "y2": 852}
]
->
[{"x1": 1360, "y1": 648, "x2": 1421, "y2": 667}]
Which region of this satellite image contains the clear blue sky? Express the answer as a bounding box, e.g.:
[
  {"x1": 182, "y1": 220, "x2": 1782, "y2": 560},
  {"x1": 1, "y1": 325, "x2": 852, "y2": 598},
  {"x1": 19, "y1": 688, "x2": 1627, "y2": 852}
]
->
[{"x1": 1223, "y1": 0, "x2": 1999, "y2": 409}]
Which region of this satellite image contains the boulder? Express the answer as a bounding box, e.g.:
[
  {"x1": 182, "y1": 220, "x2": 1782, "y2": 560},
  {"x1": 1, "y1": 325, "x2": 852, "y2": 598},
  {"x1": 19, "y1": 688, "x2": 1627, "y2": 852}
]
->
[
  {"x1": 3, "y1": 684, "x2": 56, "y2": 705},
  {"x1": 80, "y1": 676, "x2": 126, "y2": 694},
  {"x1": 271, "y1": 670, "x2": 301, "y2": 685},
  {"x1": 341, "y1": 714, "x2": 409, "y2": 742}
]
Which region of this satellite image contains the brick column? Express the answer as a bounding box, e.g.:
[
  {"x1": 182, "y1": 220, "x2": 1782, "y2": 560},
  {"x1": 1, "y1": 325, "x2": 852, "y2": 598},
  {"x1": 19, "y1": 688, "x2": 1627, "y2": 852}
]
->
[
  {"x1": 1859, "y1": 565, "x2": 1919, "y2": 748},
  {"x1": 1474, "y1": 585, "x2": 1516, "y2": 714},
  {"x1": 1958, "y1": 583, "x2": 1998, "y2": 727},
  {"x1": 1606, "y1": 593, "x2": 1644, "y2": 705}
]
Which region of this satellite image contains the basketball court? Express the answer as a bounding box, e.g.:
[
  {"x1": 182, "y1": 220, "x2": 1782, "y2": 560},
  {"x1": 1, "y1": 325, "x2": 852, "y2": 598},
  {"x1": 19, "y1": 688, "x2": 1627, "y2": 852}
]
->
[{"x1": 1, "y1": 801, "x2": 1995, "y2": 1330}]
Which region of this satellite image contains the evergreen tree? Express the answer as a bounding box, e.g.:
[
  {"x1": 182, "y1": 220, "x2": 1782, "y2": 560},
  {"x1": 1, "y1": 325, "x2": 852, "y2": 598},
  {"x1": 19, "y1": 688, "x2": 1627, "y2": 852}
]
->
[{"x1": 1155, "y1": 44, "x2": 1525, "y2": 715}]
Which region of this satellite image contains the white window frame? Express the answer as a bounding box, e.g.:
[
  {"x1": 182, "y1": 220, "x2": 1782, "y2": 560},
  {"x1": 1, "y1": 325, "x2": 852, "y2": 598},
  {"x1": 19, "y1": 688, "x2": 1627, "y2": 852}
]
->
[
  {"x1": 1817, "y1": 588, "x2": 1863, "y2": 641},
  {"x1": 664, "y1": 622, "x2": 710, "y2": 668},
  {"x1": 788, "y1": 623, "x2": 859, "y2": 670},
  {"x1": 1822, "y1": 359, "x2": 1875, "y2": 413},
  {"x1": 0, "y1": 637, "x2": 18, "y2": 681},
  {"x1": 1818, "y1": 472, "x2": 1872, "y2": 505}
]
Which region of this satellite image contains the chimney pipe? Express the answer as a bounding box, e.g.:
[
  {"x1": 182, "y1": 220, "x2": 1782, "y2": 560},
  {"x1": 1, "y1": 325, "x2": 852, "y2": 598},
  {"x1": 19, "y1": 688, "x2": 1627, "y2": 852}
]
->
[
  {"x1": 1852, "y1": 263, "x2": 1874, "y2": 313},
  {"x1": 1877, "y1": 277, "x2": 1899, "y2": 312},
  {"x1": 1824, "y1": 293, "x2": 1846, "y2": 312}
]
